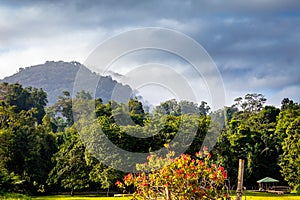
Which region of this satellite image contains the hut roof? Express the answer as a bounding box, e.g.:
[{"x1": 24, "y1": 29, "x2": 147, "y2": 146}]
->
[{"x1": 257, "y1": 177, "x2": 279, "y2": 183}]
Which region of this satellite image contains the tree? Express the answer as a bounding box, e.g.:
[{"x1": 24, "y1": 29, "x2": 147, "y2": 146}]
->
[
  {"x1": 87, "y1": 158, "x2": 123, "y2": 196},
  {"x1": 279, "y1": 116, "x2": 300, "y2": 193},
  {"x1": 244, "y1": 93, "x2": 266, "y2": 113},
  {"x1": 0, "y1": 83, "x2": 48, "y2": 123},
  {"x1": 26, "y1": 87, "x2": 48, "y2": 123},
  {"x1": 198, "y1": 101, "x2": 210, "y2": 116},
  {"x1": 128, "y1": 98, "x2": 145, "y2": 126},
  {"x1": 0, "y1": 101, "x2": 56, "y2": 193},
  {"x1": 111, "y1": 103, "x2": 135, "y2": 126},
  {"x1": 0, "y1": 83, "x2": 30, "y2": 111},
  {"x1": 233, "y1": 93, "x2": 266, "y2": 115},
  {"x1": 47, "y1": 127, "x2": 90, "y2": 196},
  {"x1": 281, "y1": 98, "x2": 300, "y2": 110},
  {"x1": 215, "y1": 103, "x2": 283, "y2": 187},
  {"x1": 154, "y1": 99, "x2": 209, "y2": 116},
  {"x1": 75, "y1": 90, "x2": 92, "y2": 100},
  {"x1": 49, "y1": 91, "x2": 73, "y2": 127},
  {"x1": 275, "y1": 102, "x2": 300, "y2": 142},
  {"x1": 154, "y1": 99, "x2": 180, "y2": 116},
  {"x1": 259, "y1": 106, "x2": 280, "y2": 124}
]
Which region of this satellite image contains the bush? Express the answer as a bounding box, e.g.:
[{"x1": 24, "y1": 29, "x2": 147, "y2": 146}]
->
[
  {"x1": 0, "y1": 192, "x2": 31, "y2": 200},
  {"x1": 116, "y1": 148, "x2": 230, "y2": 199}
]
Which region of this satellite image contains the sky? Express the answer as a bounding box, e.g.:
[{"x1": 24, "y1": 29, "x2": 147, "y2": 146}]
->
[{"x1": 0, "y1": 0, "x2": 300, "y2": 108}]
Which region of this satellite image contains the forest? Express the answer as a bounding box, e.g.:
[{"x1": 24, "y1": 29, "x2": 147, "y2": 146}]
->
[{"x1": 0, "y1": 82, "x2": 299, "y2": 196}]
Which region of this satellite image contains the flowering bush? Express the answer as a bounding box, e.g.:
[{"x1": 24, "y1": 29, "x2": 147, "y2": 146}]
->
[{"x1": 116, "y1": 148, "x2": 230, "y2": 199}]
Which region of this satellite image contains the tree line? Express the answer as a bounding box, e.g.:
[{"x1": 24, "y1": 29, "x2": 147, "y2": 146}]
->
[{"x1": 0, "y1": 82, "x2": 299, "y2": 195}]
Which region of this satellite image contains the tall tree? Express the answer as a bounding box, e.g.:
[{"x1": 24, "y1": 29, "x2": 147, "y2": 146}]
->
[
  {"x1": 233, "y1": 93, "x2": 266, "y2": 115},
  {"x1": 279, "y1": 117, "x2": 300, "y2": 193},
  {"x1": 128, "y1": 98, "x2": 145, "y2": 126},
  {"x1": 47, "y1": 127, "x2": 90, "y2": 196},
  {"x1": 214, "y1": 99, "x2": 285, "y2": 187},
  {"x1": 198, "y1": 101, "x2": 211, "y2": 116},
  {"x1": 0, "y1": 83, "x2": 48, "y2": 123},
  {"x1": 281, "y1": 98, "x2": 299, "y2": 110},
  {"x1": 50, "y1": 91, "x2": 73, "y2": 127},
  {"x1": 0, "y1": 101, "x2": 56, "y2": 193},
  {"x1": 154, "y1": 99, "x2": 180, "y2": 116}
]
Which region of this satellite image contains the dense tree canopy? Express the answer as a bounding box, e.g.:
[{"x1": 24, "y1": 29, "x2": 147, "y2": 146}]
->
[
  {"x1": 0, "y1": 91, "x2": 55, "y2": 193},
  {"x1": 0, "y1": 83, "x2": 299, "y2": 195}
]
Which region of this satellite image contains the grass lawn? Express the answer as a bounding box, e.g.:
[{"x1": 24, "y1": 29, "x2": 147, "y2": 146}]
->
[
  {"x1": 1, "y1": 191, "x2": 298, "y2": 199},
  {"x1": 235, "y1": 191, "x2": 300, "y2": 200},
  {"x1": 30, "y1": 191, "x2": 300, "y2": 200},
  {"x1": 32, "y1": 196, "x2": 131, "y2": 200}
]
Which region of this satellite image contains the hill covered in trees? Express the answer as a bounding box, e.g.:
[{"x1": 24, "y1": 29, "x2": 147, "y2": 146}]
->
[{"x1": 0, "y1": 61, "x2": 133, "y2": 105}]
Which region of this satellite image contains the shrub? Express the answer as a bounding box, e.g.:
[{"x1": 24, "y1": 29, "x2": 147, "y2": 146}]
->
[{"x1": 116, "y1": 148, "x2": 230, "y2": 199}]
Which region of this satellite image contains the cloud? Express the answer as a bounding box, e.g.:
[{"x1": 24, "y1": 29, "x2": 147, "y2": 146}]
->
[
  {"x1": 0, "y1": 0, "x2": 299, "y2": 107},
  {"x1": 268, "y1": 85, "x2": 300, "y2": 106}
]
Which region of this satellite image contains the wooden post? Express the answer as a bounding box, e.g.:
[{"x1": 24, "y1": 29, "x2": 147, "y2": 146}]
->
[
  {"x1": 165, "y1": 187, "x2": 170, "y2": 200},
  {"x1": 236, "y1": 159, "x2": 245, "y2": 200}
]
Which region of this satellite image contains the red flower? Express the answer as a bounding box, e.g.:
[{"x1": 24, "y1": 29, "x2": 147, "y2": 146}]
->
[
  {"x1": 124, "y1": 173, "x2": 133, "y2": 183},
  {"x1": 206, "y1": 153, "x2": 211, "y2": 159},
  {"x1": 141, "y1": 182, "x2": 149, "y2": 187},
  {"x1": 223, "y1": 171, "x2": 228, "y2": 179},
  {"x1": 184, "y1": 174, "x2": 190, "y2": 178},
  {"x1": 115, "y1": 181, "x2": 122, "y2": 186},
  {"x1": 218, "y1": 166, "x2": 224, "y2": 171},
  {"x1": 176, "y1": 169, "x2": 184, "y2": 175}
]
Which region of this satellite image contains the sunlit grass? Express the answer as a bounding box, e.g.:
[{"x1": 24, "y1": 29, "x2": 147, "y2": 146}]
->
[
  {"x1": 1, "y1": 191, "x2": 298, "y2": 200},
  {"x1": 31, "y1": 192, "x2": 300, "y2": 200},
  {"x1": 32, "y1": 195, "x2": 131, "y2": 200},
  {"x1": 233, "y1": 191, "x2": 300, "y2": 200}
]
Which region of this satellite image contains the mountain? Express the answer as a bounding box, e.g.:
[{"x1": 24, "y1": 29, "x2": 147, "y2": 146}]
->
[{"x1": 0, "y1": 61, "x2": 133, "y2": 105}]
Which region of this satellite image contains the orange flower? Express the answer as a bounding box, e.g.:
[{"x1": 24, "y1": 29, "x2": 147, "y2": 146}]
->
[{"x1": 115, "y1": 180, "x2": 122, "y2": 186}]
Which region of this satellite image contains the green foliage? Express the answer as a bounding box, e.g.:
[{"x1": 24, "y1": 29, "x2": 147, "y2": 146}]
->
[
  {"x1": 0, "y1": 192, "x2": 31, "y2": 199},
  {"x1": 215, "y1": 100, "x2": 286, "y2": 187},
  {"x1": 154, "y1": 99, "x2": 210, "y2": 116},
  {"x1": 0, "y1": 100, "x2": 56, "y2": 193},
  {"x1": 117, "y1": 149, "x2": 229, "y2": 199},
  {"x1": 1, "y1": 82, "x2": 300, "y2": 195},
  {"x1": 281, "y1": 98, "x2": 300, "y2": 111},
  {"x1": 48, "y1": 91, "x2": 73, "y2": 128},
  {"x1": 234, "y1": 93, "x2": 266, "y2": 114},
  {"x1": 128, "y1": 98, "x2": 145, "y2": 126},
  {"x1": 279, "y1": 117, "x2": 300, "y2": 193},
  {"x1": 47, "y1": 127, "x2": 90, "y2": 195},
  {"x1": 0, "y1": 82, "x2": 48, "y2": 123},
  {"x1": 275, "y1": 103, "x2": 300, "y2": 142},
  {"x1": 88, "y1": 162, "x2": 123, "y2": 190}
]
